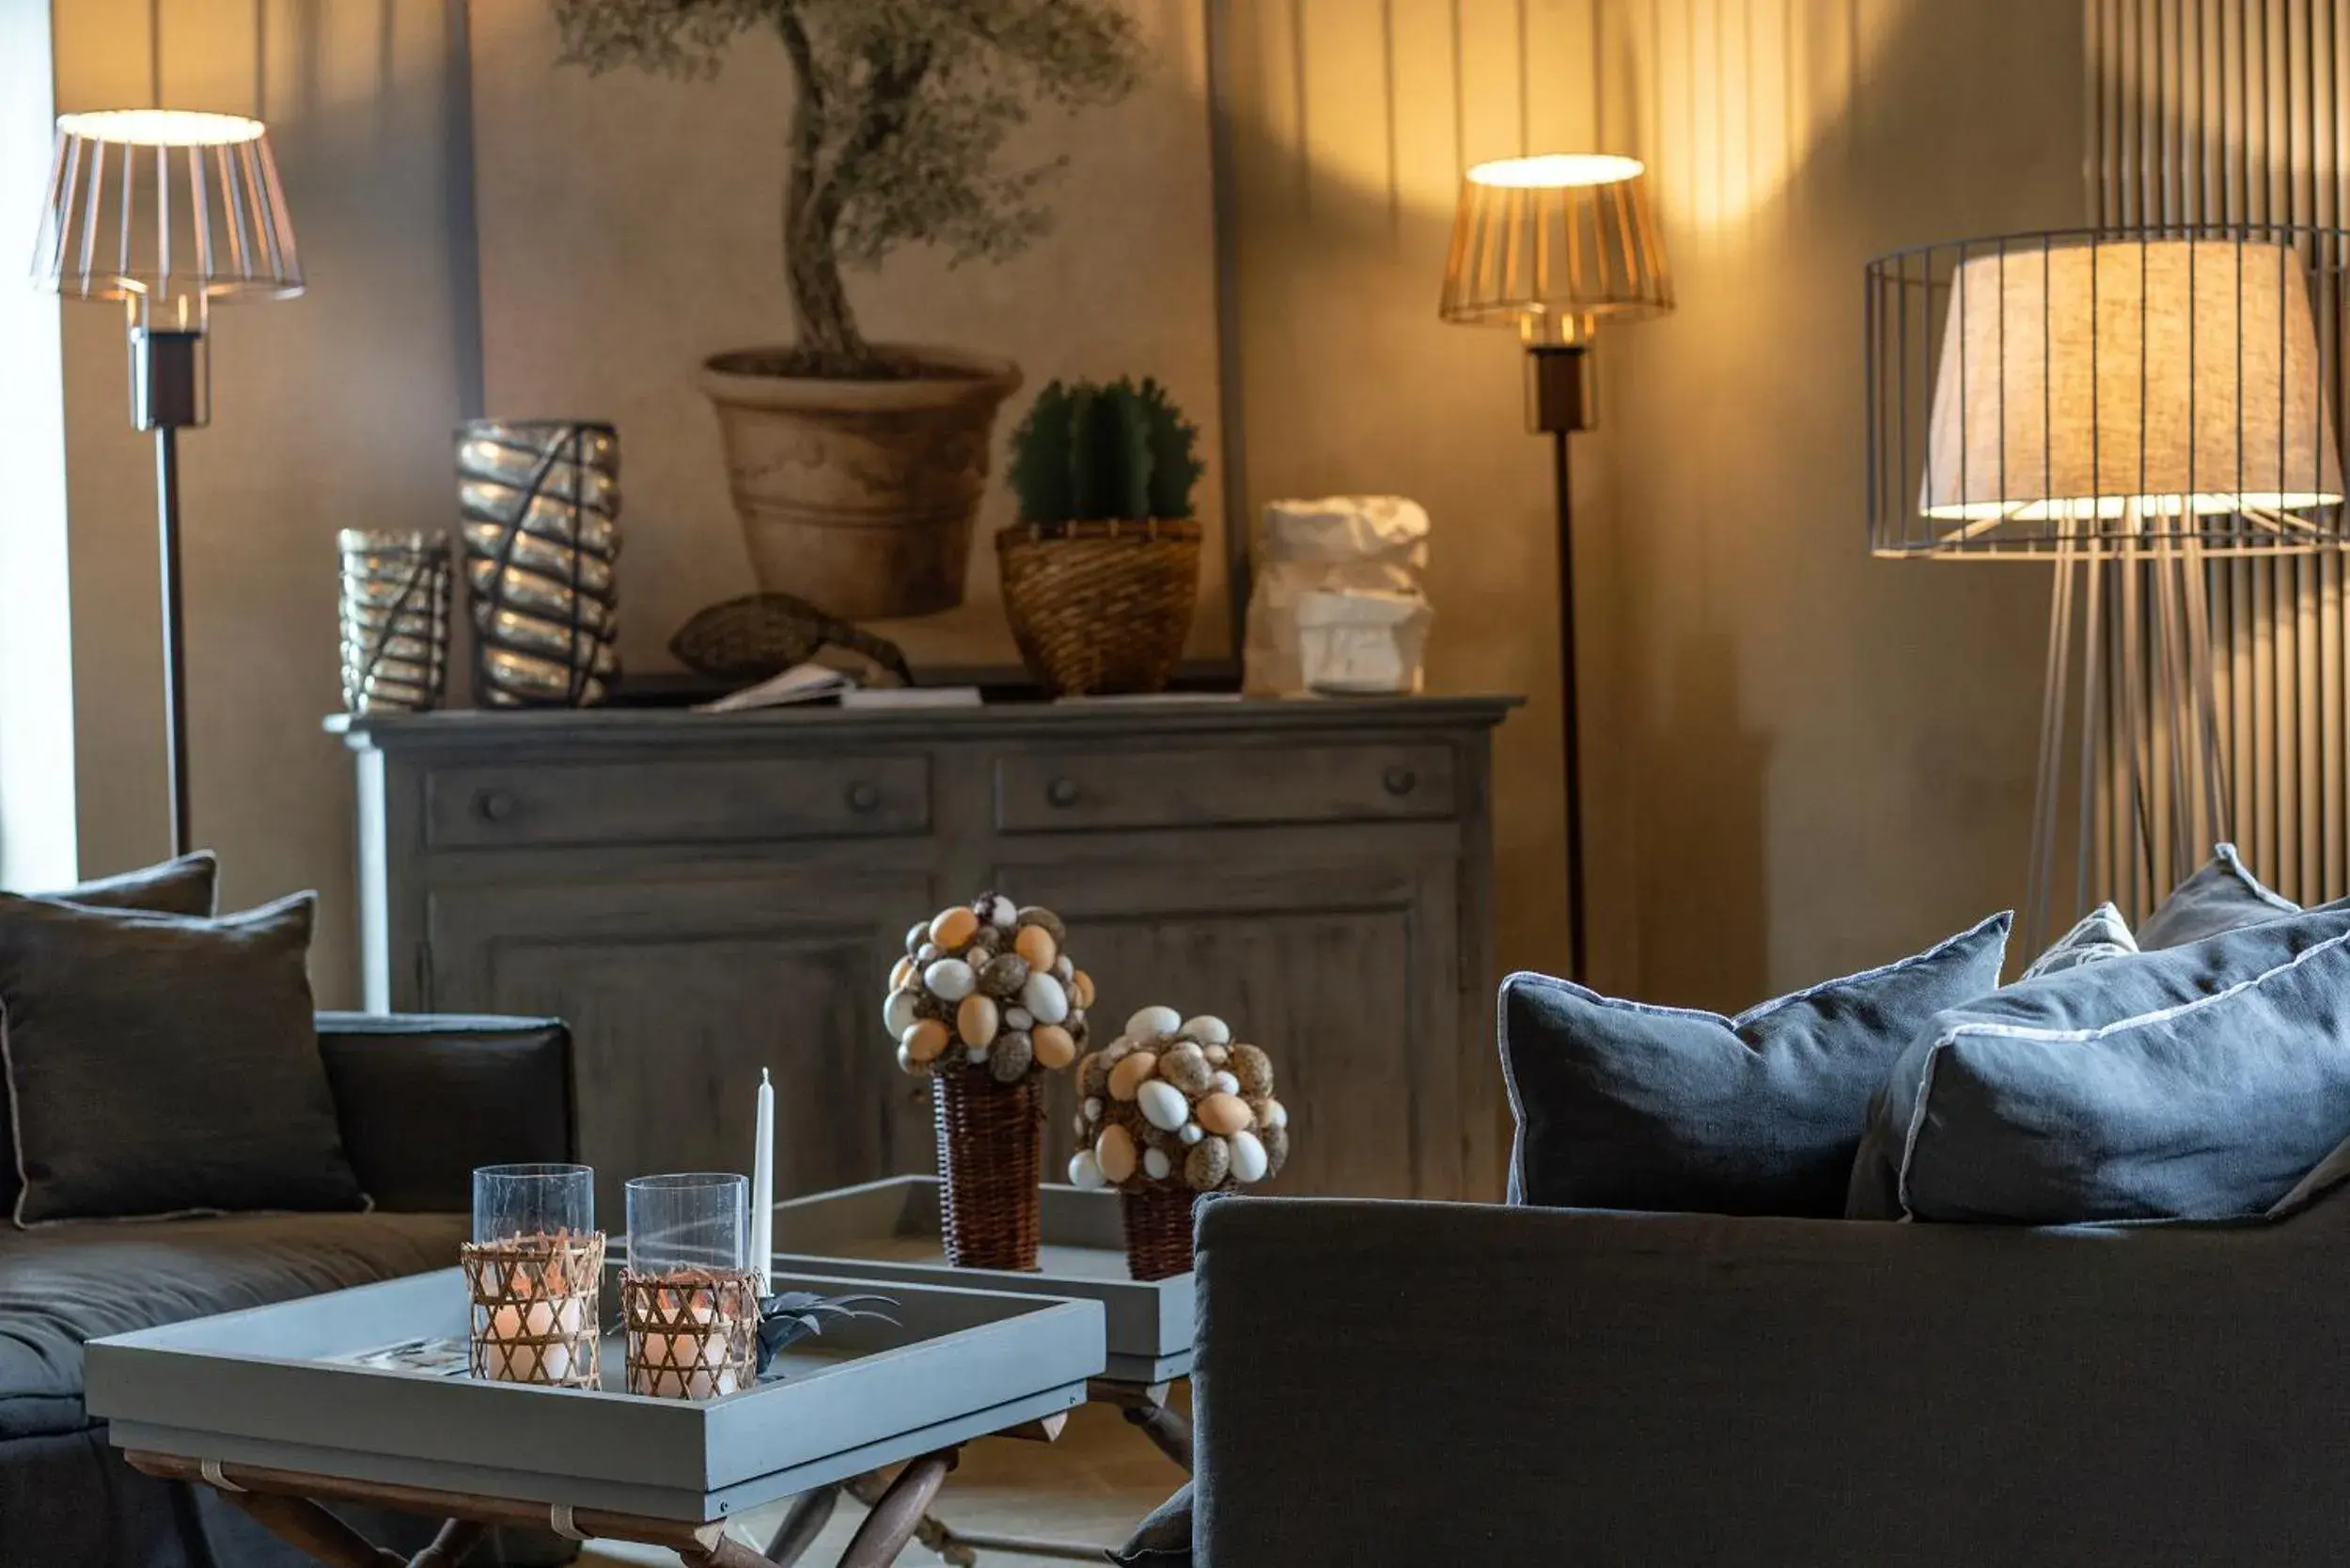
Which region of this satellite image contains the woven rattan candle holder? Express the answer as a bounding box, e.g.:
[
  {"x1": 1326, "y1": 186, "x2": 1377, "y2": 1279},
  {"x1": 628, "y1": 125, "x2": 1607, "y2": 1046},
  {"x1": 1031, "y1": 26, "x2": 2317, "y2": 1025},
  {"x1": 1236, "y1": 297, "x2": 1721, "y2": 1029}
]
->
[
  {"x1": 621, "y1": 1267, "x2": 761, "y2": 1400},
  {"x1": 461, "y1": 1231, "x2": 605, "y2": 1389}
]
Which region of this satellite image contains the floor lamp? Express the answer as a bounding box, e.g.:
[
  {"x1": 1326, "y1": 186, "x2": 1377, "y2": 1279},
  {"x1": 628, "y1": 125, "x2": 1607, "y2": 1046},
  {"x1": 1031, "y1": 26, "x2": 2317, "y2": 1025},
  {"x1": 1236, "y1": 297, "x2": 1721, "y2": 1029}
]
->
[
  {"x1": 29, "y1": 110, "x2": 303, "y2": 856},
  {"x1": 1866, "y1": 227, "x2": 2346, "y2": 949},
  {"x1": 1440, "y1": 154, "x2": 1673, "y2": 983}
]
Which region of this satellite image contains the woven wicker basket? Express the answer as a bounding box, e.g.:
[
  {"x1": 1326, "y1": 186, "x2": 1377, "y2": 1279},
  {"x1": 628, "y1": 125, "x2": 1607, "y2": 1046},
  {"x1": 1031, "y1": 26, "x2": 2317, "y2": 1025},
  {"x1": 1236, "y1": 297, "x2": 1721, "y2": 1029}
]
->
[
  {"x1": 932, "y1": 1065, "x2": 1045, "y2": 1270},
  {"x1": 1120, "y1": 1185, "x2": 1198, "y2": 1281},
  {"x1": 995, "y1": 519, "x2": 1201, "y2": 697}
]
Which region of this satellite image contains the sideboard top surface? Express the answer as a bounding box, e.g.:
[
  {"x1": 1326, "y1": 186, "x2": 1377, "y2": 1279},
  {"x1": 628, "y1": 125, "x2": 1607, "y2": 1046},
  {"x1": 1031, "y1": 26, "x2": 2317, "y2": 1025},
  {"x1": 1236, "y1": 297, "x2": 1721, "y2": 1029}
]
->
[{"x1": 328, "y1": 694, "x2": 1521, "y2": 754}]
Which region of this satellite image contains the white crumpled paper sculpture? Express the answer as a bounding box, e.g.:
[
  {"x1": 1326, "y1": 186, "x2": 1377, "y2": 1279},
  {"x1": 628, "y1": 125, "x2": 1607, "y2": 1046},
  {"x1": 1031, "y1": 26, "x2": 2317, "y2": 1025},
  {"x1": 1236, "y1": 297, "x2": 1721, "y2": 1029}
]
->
[{"x1": 1244, "y1": 495, "x2": 1433, "y2": 696}]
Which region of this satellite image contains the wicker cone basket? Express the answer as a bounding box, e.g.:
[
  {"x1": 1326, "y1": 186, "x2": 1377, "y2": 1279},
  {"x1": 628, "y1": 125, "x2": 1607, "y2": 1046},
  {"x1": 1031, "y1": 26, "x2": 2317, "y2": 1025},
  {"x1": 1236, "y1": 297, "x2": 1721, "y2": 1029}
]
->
[
  {"x1": 1120, "y1": 1184, "x2": 1199, "y2": 1281},
  {"x1": 996, "y1": 520, "x2": 1201, "y2": 697},
  {"x1": 932, "y1": 1065, "x2": 1045, "y2": 1270}
]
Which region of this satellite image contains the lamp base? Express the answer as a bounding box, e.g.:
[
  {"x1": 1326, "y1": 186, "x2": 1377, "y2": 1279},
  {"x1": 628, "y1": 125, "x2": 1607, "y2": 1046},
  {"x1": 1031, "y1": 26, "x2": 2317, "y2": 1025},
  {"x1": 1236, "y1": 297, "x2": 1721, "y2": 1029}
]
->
[{"x1": 1527, "y1": 345, "x2": 1597, "y2": 435}]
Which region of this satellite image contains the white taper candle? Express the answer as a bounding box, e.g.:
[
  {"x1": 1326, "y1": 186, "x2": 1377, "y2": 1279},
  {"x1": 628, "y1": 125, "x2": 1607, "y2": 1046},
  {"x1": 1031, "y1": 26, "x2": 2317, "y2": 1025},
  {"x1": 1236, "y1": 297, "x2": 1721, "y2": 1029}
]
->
[{"x1": 751, "y1": 1068, "x2": 774, "y2": 1296}]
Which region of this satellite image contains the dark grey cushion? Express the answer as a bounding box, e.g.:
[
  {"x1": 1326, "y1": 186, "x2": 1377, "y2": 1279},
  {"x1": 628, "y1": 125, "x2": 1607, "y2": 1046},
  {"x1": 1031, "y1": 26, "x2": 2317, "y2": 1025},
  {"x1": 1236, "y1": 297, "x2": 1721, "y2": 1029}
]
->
[
  {"x1": 1500, "y1": 912, "x2": 2011, "y2": 1216},
  {"x1": 317, "y1": 1013, "x2": 573, "y2": 1213},
  {"x1": 2136, "y1": 842, "x2": 2299, "y2": 948},
  {"x1": 2, "y1": 893, "x2": 365, "y2": 1226},
  {"x1": 0, "y1": 1209, "x2": 463, "y2": 1439},
  {"x1": 2020, "y1": 901, "x2": 2137, "y2": 980},
  {"x1": 1848, "y1": 907, "x2": 2350, "y2": 1222},
  {"x1": 38, "y1": 853, "x2": 218, "y2": 918}
]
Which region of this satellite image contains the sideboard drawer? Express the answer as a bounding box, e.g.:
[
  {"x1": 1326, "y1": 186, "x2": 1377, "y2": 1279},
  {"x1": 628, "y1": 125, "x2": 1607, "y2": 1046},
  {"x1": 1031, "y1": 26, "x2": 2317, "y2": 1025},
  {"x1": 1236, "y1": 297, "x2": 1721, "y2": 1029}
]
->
[
  {"x1": 994, "y1": 744, "x2": 1457, "y2": 832},
  {"x1": 425, "y1": 756, "x2": 930, "y2": 848}
]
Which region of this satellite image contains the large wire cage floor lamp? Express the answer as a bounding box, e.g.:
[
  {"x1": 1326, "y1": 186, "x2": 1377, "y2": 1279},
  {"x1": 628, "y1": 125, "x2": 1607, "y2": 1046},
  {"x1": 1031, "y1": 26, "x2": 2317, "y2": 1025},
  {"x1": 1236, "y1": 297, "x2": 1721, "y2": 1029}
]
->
[{"x1": 1867, "y1": 226, "x2": 2349, "y2": 951}]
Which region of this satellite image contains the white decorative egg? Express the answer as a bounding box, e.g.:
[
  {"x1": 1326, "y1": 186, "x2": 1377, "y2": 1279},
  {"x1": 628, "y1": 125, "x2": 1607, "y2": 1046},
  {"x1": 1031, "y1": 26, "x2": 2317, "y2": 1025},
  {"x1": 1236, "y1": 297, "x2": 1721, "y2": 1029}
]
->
[
  {"x1": 1143, "y1": 1147, "x2": 1173, "y2": 1181},
  {"x1": 1005, "y1": 1006, "x2": 1034, "y2": 1030},
  {"x1": 1126, "y1": 1005, "x2": 1183, "y2": 1040},
  {"x1": 924, "y1": 958, "x2": 977, "y2": 1001},
  {"x1": 1180, "y1": 1123, "x2": 1204, "y2": 1145},
  {"x1": 1261, "y1": 1098, "x2": 1288, "y2": 1129},
  {"x1": 1022, "y1": 971, "x2": 1071, "y2": 1025},
  {"x1": 1137, "y1": 1079, "x2": 1191, "y2": 1132},
  {"x1": 986, "y1": 894, "x2": 1018, "y2": 929},
  {"x1": 1069, "y1": 1151, "x2": 1104, "y2": 1190},
  {"x1": 1229, "y1": 1128, "x2": 1269, "y2": 1183},
  {"x1": 884, "y1": 988, "x2": 920, "y2": 1037},
  {"x1": 1082, "y1": 1096, "x2": 1104, "y2": 1120},
  {"x1": 1179, "y1": 1014, "x2": 1231, "y2": 1046},
  {"x1": 965, "y1": 1045, "x2": 989, "y2": 1063},
  {"x1": 1210, "y1": 1070, "x2": 1241, "y2": 1096}
]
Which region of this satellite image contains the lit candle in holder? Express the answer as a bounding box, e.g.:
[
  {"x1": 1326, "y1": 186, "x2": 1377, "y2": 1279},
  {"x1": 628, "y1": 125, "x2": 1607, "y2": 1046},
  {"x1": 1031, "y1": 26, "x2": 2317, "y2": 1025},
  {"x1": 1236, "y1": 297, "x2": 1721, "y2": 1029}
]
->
[
  {"x1": 463, "y1": 1164, "x2": 603, "y2": 1388},
  {"x1": 622, "y1": 1173, "x2": 758, "y2": 1400}
]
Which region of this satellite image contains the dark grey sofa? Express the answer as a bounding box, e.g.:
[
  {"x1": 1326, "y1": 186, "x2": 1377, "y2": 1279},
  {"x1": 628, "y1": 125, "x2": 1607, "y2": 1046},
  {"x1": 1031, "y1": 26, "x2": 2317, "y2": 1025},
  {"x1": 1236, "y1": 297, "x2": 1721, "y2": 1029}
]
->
[
  {"x1": 0, "y1": 1012, "x2": 572, "y2": 1568},
  {"x1": 1190, "y1": 1184, "x2": 2350, "y2": 1567}
]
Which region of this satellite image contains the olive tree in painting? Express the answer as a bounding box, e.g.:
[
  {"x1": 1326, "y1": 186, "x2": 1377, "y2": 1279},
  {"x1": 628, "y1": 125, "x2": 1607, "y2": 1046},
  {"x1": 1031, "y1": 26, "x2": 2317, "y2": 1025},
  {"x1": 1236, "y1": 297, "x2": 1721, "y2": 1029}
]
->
[{"x1": 553, "y1": 0, "x2": 1145, "y2": 379}]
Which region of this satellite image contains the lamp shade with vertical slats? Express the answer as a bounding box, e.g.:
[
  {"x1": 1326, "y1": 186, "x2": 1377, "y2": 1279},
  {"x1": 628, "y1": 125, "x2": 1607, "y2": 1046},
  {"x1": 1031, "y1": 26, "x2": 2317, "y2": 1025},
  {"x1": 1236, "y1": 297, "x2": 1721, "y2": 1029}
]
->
[
  {"x1": 30, "y1": 108, "x2": 302, "y2": 322},
  {"x1": 1440, "y1": 153, "x2": 1673, "y2": 346}
]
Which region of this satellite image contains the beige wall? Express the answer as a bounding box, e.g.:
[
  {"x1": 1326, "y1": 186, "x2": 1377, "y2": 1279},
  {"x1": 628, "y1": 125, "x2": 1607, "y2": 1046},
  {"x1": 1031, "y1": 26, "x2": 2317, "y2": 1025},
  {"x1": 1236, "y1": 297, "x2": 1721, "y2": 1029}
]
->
[
  {"x1": 1226, "y1": 0, "x2": 2086, "y2": 1007},
  {"x1": 34, "y1": 0, "x2": 2087, "y2": 1012},
  {"x1": 51, "y1": 0, "x2": 477, "y2": 1002}
]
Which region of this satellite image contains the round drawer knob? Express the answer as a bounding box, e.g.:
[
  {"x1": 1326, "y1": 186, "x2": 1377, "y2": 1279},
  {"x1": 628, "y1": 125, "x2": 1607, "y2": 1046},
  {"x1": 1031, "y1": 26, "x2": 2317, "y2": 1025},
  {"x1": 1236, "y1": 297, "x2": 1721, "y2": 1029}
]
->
[
  {"x1": 1382, "y1": 766, "x2": 1418, "y2": 797},
  {"x1": 1047, "y1": 777, "x2": 1081, "y2": 808},
  {"x1": 845, "y1": 780, "x2": 881, "y2": 814},
  {"x1": 475, "y1": 788, "x2": 519, "y2": 823}
]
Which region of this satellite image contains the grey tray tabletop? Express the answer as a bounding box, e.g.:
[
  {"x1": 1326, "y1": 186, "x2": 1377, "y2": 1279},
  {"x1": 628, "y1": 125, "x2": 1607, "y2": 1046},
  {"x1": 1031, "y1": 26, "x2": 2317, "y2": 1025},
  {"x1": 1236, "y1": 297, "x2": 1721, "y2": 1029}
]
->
[
  {"x1": 86, "y1": 1264, "x2": 1104, "y2": 1524},
  {"x1": 768, "y1": 1176, "x2": 1193, "y2": 1385}
]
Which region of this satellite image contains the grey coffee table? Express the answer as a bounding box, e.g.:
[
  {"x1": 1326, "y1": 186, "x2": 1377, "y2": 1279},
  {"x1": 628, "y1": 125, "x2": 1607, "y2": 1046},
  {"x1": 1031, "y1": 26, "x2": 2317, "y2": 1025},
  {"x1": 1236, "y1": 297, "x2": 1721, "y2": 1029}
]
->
[
  {"x1": 770, "y1": 1176, "x2": 1194, "y2": 1565},
  {"x1": 87, "y1": 1262, "x2": 1105, "y2": 1568}
]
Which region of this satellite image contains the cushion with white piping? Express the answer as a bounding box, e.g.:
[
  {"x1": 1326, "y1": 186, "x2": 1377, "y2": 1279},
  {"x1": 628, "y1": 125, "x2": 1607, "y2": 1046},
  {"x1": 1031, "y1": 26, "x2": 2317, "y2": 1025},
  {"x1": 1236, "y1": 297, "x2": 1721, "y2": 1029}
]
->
[
  {"x1": 2136, "y1": 842, "x2": 2302, "y2": 948},
  {"x1": 1846, "y1": 906, "x2": 2350, "y2": 1223},
  {"x1": 1500, "y1": 913, "x2": 2012, "y2": 1217},
  {"x1": 2020, "y1": 902, "x2": 2138, "y2": 980}
]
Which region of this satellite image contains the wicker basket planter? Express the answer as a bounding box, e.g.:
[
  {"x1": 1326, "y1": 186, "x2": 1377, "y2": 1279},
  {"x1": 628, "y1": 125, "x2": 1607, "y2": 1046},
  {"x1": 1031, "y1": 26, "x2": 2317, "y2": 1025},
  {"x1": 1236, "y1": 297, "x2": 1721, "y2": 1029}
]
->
[
  {"x1": 1120, "y1": 1184, "x2": 1199, "y2": 1282},
  {"x1": 996, "y1": 519, "x2": 1201, "y2": 697},
  {"x1": 932, "y1": 1064, "x2": 1045, "y2": 1271}
]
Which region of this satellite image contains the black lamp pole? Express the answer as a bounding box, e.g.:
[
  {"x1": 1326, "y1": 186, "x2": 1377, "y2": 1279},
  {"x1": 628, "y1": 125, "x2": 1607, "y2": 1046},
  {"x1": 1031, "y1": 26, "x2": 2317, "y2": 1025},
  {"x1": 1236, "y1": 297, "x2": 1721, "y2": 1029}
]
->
[
  {"x1": 132, "y1": 324, "x2": 208, "y2": 858},
  {"x1": 1528, "y1": 343, "x2": 1599, "y2": 984}
]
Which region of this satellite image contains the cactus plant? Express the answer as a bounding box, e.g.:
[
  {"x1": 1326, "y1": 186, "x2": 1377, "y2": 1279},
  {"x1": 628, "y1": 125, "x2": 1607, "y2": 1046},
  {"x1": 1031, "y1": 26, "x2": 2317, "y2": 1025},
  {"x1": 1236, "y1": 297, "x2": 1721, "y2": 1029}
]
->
[{"x1": 1010, "y1": 377, "x2": 1201, "y2": 529}]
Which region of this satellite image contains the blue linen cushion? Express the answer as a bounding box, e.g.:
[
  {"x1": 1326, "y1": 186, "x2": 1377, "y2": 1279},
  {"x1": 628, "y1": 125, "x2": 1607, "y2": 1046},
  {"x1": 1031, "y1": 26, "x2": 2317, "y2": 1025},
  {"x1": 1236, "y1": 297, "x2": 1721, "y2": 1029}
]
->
[
  {"x1": 1500, "y1": 912, "x2": 2012, "y2": 1217},
  {"x1": 2020, "y1": 902, "x2": 2137, "y2": 980},
  {"x1": 1846, "y1": 906, "x2": 2350, "y2": 1222},
  {"x1": 2136, "y1": 842, "x2": 2300, "y2": 948}
]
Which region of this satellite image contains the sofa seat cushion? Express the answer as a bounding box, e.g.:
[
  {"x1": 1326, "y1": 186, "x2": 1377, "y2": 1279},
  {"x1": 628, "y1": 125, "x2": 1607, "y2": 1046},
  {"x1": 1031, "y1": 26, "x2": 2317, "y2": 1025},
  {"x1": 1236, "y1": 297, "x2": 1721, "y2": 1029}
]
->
[{"x1": 0, "y1": 1210, "x2": 463, "y2": 1439}]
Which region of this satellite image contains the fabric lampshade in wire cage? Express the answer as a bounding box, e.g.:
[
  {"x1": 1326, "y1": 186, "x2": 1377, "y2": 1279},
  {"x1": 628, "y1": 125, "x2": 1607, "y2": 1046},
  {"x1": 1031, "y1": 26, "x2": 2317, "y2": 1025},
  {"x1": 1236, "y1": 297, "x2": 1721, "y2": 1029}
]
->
[
  {"x1": 1863, "y1": 225, "x2": 2350, "y2": 950},
  {"x1": 1867, "y1": 226, "x2": 2350, "y2": 557}
]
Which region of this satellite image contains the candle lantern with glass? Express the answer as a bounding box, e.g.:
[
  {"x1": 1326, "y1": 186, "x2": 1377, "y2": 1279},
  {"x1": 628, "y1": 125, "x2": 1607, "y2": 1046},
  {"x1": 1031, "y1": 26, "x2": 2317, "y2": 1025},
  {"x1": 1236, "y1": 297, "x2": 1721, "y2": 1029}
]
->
[
  {"x1": 622, "y1": 1173, "x2": 760, "y2": 1399},
  {"x1": 462, "y1": 1164, "x2": 603, "y2": 1388}
]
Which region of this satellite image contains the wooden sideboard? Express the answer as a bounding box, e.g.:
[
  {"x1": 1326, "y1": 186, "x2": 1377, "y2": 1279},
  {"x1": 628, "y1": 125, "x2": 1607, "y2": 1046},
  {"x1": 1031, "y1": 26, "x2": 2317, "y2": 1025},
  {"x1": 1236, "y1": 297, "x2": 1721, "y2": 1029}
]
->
[{"x1": 334, "y1": 696, "x2": 1516, "y2": 1218}]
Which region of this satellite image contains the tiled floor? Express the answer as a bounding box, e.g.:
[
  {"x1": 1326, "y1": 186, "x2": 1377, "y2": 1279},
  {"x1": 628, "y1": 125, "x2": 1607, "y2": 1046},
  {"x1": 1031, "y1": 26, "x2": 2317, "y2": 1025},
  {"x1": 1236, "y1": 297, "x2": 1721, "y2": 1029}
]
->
[{"x1": 581, "y1": 1388, "x2": 1187, "y2": 1566}]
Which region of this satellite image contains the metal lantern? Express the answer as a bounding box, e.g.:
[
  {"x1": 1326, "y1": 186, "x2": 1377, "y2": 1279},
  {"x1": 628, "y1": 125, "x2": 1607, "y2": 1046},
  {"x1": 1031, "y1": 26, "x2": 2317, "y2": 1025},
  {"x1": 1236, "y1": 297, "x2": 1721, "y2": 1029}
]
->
[
  {"x1": 1864, "y1": 225, "x2": 2350, "y2": 945},
  {"x1": 337, "y1": 530, "x2": 451, "y2": 713},
  {"x1": 456, "y1": 420, "x2": 621, "y2": 707}
]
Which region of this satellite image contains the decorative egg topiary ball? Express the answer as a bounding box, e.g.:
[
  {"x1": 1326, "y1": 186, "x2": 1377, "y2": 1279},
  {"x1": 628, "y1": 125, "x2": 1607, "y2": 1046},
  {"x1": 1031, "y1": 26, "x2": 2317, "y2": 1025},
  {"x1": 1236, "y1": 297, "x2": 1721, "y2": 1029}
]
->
[
  {"x1": 885, "y1": 893, "x2": 1093, "y2": 1086},
  {"x1": 1068, "y1": 1007, "x2": 1289, "y2": 1194}
]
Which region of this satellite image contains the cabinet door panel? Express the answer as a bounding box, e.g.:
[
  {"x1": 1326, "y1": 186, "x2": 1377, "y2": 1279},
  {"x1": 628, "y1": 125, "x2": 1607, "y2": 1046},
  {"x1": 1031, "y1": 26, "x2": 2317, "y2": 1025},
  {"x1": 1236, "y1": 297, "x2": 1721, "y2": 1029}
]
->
[
  {"x1": 426, "y1": 868, "x2": 935, "y2": 1221},
  {"x1": 997, "y1": 838, "x2": 1463, "y2": 1200}
]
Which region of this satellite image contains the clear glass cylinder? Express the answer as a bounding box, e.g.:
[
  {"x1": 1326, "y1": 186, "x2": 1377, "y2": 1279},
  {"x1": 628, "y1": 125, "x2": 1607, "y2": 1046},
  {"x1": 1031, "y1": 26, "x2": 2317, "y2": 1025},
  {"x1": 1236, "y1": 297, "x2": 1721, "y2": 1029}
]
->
[
  {"x1": 473, "y1": 1164, "x2": 594, "y2": 1244},
  {"x1": 625, "y1": 1173, "x2": 748, "y2": 1275}
]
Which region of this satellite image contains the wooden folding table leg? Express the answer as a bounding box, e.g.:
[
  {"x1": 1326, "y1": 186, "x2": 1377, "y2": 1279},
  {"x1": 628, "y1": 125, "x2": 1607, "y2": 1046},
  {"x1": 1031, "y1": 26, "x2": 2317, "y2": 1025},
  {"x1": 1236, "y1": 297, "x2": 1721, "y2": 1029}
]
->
[
  {"x1": 839, "y1": 1451, "x2": 958, "y2": 1568},
  {"x1": 212, "y1": 1488, "x2": 406, "y2": 1568},
  {"x1": 761, "y1": 1485, "x2": 840, "y2": 1566},
  {"x1": 408, "y1": 1518, "x2": 489, "y2": 1568}
]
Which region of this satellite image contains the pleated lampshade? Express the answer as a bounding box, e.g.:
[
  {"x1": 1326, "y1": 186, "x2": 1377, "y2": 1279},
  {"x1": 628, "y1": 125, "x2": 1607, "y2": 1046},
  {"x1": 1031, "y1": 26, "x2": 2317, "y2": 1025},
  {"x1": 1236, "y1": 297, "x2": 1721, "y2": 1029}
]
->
[
  {"x1": 1917, "y1": 236, "x2": 2342, "y2": 551},
  {"x1": 30, "y1": 109, "x2": 302, "y2": 328},
  {"x1": 1439, "y1": 153, "x2": 1673, "y2": 346}
]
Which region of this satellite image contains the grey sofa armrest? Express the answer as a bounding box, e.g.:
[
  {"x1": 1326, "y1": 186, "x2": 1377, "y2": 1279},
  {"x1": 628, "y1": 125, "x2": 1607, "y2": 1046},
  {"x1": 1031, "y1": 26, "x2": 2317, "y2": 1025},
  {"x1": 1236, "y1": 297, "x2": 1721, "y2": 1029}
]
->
[
  {"x1": 315, "y1": 1013, "x2": 573, "y2": 1214},
  {"x1": 1194, "y1": 1194, "x2": 2350, "y2": 1568}
]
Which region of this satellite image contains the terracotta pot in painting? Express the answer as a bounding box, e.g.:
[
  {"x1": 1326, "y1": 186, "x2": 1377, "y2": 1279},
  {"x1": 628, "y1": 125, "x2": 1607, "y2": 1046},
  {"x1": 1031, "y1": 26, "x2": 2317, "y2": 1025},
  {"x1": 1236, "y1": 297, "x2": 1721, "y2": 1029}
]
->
[{"x1": 698, "y1": 344, "x2": 1022, "y2": 621}]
